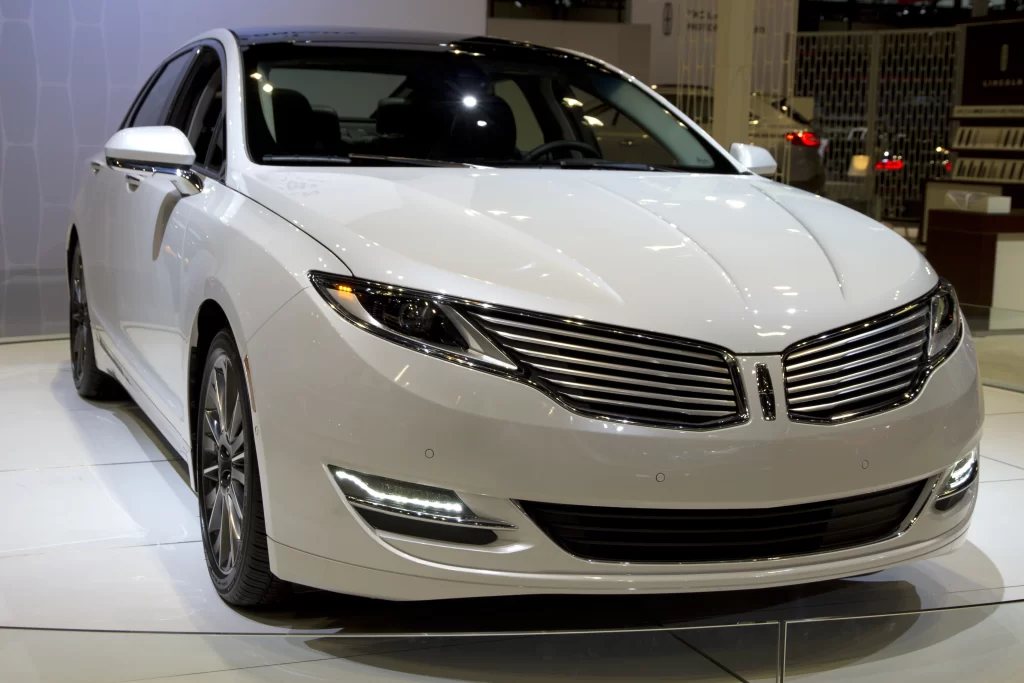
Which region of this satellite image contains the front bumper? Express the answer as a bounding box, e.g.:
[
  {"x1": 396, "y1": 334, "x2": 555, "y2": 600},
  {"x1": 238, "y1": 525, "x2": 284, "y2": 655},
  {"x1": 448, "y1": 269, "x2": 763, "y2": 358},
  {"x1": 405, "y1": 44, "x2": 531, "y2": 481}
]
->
[{"x1": 245, "y1": 287, "x2": 983, "y2": 600}]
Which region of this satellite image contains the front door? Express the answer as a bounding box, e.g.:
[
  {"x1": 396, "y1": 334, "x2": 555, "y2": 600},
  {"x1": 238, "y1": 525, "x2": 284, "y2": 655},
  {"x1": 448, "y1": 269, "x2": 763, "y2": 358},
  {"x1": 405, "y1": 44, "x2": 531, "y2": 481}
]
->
[{"x1": 106, "y1": 44, "x2": 226, "y2": 433}]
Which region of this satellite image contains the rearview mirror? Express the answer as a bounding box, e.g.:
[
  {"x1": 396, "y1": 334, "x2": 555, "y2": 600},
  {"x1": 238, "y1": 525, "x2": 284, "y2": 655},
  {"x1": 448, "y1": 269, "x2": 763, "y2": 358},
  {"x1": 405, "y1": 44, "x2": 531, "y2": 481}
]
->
[
  {"x1": 104, "y1": 126, "x2": 203, "y2": 196},
  {"x1": 730, "y1": 143, "x2": 777, "y2": 177}
]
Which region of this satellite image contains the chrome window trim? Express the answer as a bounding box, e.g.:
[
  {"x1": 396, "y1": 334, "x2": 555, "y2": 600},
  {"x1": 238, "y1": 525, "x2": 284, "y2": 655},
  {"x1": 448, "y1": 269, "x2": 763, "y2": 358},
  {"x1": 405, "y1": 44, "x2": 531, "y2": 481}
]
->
[{"x1": 309, "y1": 271, "x2": 749, "y2": 432}]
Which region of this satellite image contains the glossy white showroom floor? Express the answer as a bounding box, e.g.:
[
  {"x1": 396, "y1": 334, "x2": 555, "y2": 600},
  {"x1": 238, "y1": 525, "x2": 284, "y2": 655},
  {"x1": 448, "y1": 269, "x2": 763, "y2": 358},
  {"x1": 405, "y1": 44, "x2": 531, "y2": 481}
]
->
[{"x1": 2, "y1": 339, "x2": 1024, "y2": 682}]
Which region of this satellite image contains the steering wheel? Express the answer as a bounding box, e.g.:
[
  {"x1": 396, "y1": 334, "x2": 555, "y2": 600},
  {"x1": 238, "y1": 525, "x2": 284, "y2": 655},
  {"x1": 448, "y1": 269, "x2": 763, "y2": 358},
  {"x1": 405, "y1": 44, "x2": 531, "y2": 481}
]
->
[{"x1": 523, "y1": 140, "x2": 602, "y2": 162}]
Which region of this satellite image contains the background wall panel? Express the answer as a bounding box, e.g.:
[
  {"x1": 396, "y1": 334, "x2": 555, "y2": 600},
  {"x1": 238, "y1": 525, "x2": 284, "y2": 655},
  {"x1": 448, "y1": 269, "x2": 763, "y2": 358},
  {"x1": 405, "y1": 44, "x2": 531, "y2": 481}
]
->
[{"x1": 0, "y1": 0, "x2": 486, "y2": 338}]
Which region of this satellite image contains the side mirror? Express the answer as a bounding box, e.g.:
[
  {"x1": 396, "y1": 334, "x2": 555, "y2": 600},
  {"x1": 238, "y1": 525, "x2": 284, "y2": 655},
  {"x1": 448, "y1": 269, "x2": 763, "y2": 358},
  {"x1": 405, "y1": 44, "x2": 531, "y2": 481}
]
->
[
  {"x1": 730, "y1": 143, "x2": 777, "y2": 177},
  {"x1": 104, "y1": 126, "x2": 203, "y2": 196}
]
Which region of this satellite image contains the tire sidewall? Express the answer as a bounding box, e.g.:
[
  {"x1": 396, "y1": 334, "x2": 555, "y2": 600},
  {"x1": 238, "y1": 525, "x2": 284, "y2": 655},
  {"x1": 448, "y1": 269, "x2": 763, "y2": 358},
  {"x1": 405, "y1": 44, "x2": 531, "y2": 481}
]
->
[{"x1": 197, "y1": 330, "x2": 261, "y2": 596}]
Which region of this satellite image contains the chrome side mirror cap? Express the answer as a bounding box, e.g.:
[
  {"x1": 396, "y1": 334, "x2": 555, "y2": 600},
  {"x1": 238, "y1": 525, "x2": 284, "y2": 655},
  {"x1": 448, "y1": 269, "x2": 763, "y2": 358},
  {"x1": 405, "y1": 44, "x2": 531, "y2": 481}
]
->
[
  {"x1": 104, "y1": 126, "x2": 203, "y2": 196},
  {"x1": 730, "y1": 143, "x2": 778, "y2": 177}
]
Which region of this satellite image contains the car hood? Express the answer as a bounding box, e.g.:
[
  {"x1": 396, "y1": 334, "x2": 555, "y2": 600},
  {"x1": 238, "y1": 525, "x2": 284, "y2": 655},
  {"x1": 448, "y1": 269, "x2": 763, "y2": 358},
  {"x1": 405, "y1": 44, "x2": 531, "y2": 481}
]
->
[{"x1": 240, "y1": 167, "x2": 936, "y2": 353}]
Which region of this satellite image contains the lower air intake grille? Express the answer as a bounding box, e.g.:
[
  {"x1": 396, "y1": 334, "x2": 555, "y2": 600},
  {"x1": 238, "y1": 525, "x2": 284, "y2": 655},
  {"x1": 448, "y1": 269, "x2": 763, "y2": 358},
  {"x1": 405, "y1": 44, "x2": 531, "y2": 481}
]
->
[
  {"x1": 519, "y1": 480, "x2": 926, "y2": 563},
  {"x1": 464, "y1": 307, "x2": 744, "y2": 428},
  {"x1": 782, "y1": 301, "x2": 931, "y2": 423}
]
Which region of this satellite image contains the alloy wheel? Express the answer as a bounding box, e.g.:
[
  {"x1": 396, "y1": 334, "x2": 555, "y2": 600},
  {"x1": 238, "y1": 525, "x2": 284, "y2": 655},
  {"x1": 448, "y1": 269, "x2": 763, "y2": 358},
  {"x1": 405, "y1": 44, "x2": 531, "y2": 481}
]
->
[{"x1": 199, "y1": 353, "x2": 248, "y2": 575}]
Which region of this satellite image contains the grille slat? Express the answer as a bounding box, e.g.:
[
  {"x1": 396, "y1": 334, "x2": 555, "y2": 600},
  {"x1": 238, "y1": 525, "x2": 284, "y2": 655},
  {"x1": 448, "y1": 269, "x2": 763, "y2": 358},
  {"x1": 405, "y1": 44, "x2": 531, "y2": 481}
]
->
[
  {"x1": 519, "y1": 480, "x2": 926, "y2": 563},
  {"x1": 786, "y1": 344, "x2": 923, "y2": 384},
  {"x1": 465, "y1": 308, "x2": 744, "y2": 427},
  {"x1": 787, "y1": 307, "x2": 927, "y2": 360},
  {"x1": 564, "y1": 521, "x2": 899, "y2": 549},
  {"x1": 562, "y1": 393, "x2": 735, "y2": 417},
  {"x1": 786, "y1": 323, "x2": 928, "y2": 372},
  {"x1": 532, "y1": 485, "x2": 919, "y2": 523},
  {"x1": 473, "y1": 313, "x2": 723, "y2": 362},
  {"x1": 544, "y1": 502, "x2": 914, "y2": 536},
  {"x1": 551, "y1": 380, "x2": 736, "y2": 406},
  {"x1": 520, "y1": 356, "x2": 735, "y2": 385},
  {"x1": 788, "y1": 353, "x2": 921, "y2": 394},
  {"x1": 787, "y1": 366, "x2": 918, "y2": 404},
  {"x1": 783, "y1": 301, "x2": 931, "y2": 422},
  {"x1": 543, "y1": 368, "x2": 736, "y2": 395},
  {"x1": 789, "y1": 380, "x2": 916, "y2": 414},
  {"x1": 493, "y1": 330, "x2": 730, "y2": 374}
]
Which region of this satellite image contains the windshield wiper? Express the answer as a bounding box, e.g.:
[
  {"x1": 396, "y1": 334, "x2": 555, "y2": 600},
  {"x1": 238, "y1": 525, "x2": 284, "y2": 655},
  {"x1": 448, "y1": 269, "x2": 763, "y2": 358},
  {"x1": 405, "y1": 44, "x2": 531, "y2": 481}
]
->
[
  {"x1": 347, "y1": 154, "x2": 474, "y2": 167},
  {"x1": 261, "y1": 154, "x2": 474, "y2": 168},
  {"x1": 485, "y1": 159, "x2": 675, "y2": 172},
  {"x1": 556, "y1": 159, "x2": 672, "y2": 172}
]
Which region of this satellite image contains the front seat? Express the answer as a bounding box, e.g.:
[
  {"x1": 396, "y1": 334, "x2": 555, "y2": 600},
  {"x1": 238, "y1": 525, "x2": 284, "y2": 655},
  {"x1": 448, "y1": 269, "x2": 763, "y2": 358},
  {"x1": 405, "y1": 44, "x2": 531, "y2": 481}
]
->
[{"x1": 271, "y1": 89, "x2": 338, "y2": 156}]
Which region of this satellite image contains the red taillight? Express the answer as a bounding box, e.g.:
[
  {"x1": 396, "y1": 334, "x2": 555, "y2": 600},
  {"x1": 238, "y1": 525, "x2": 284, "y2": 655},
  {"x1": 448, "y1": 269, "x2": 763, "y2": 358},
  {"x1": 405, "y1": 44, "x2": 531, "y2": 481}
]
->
[
  {"x1": 875, "y1": 158, "x2": 904, "y2": 171},
  {"x1": 785, "y1": 131, "x2": 820, "y2": 148},
  {"x1": 944, "y1": 160, "x2": 952, "y2": 172}
]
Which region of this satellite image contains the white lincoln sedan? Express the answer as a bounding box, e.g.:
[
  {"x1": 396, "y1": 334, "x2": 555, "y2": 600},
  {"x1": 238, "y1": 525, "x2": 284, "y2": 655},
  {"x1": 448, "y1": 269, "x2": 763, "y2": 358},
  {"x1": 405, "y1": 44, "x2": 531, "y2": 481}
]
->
[{"x1": 69, "y1": 28, "x2": 982, "y2": 605}]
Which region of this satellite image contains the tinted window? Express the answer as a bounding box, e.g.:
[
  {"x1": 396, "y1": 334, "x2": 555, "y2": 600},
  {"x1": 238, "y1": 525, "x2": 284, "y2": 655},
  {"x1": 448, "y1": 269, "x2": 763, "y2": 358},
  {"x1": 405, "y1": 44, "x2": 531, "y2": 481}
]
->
[
  {"x1": 241, "y1": 43, "x2": 734, "y2": 172},
  {"x1": 132, "y1": 52, "x2": 192, "y2": 128},
  {"x1": 185, "y1": 67, "x2": 224, "y2": 169},
  {"x1": 169, "y1": 48, "x2": 225, "y2": 175}
]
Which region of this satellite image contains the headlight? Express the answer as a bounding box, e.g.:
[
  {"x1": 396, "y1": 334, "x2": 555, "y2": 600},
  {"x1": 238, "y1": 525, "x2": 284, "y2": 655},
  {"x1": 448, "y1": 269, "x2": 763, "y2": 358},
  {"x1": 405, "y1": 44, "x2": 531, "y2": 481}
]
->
[
  {"x1": 309, "y1": 273, "x2": 517, "y2": 371},
  {"x1": 927, "y1": 280, "x2": 961, "y2": 359}
]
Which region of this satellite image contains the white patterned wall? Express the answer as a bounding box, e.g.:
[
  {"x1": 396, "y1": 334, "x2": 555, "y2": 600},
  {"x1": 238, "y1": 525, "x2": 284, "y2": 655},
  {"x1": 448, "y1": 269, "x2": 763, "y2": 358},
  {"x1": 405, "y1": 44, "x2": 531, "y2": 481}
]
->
[{"x1": 0, "y1": 0, "x2": 486, "y2": 338}]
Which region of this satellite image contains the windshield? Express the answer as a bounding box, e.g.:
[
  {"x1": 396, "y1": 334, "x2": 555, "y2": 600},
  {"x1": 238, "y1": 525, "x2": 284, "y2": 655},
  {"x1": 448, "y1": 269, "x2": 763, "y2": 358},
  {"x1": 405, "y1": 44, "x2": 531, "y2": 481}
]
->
[{"x1": 241, "y1": 42, "x2": 736, "y2": 172}]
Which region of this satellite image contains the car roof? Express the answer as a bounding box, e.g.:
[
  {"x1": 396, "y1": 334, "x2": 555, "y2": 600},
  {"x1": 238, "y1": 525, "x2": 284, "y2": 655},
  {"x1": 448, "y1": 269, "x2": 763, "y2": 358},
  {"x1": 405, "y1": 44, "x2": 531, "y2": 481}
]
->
[{"x1": 230, "y1": 26, "x2": 525, "y2": 51}]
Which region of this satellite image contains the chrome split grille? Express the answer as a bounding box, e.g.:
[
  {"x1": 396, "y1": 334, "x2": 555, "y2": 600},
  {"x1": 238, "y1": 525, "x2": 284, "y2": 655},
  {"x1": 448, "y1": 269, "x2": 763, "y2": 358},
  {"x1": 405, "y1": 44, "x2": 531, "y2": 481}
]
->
[
  {"x1": 783, "y1": 302, "x2": 930, "y2": 422},
  {"x1": 465, "y1": 309, "x2": 744, "y2": 428}
]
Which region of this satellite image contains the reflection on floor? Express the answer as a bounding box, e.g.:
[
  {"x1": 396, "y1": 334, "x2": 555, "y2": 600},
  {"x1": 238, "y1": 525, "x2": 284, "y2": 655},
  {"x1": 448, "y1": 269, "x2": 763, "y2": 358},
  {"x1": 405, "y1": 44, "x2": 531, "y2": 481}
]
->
[
  {"x1": 975, "y1": 333, "x2": 1024, "y2": 393},
  {"x1": 1, "y1": 339, "x2": 1022, "y2": 681}
]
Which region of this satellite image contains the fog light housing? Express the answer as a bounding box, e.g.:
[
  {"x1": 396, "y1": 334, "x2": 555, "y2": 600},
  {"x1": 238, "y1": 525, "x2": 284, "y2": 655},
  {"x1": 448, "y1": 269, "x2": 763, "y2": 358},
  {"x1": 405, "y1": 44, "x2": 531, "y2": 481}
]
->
[
  {"x1": 328, "y1": 466, "x2": 514, "y2": 530},
  {"x1": 935, "y1": 447, "x2": 979, "y2": 511}
]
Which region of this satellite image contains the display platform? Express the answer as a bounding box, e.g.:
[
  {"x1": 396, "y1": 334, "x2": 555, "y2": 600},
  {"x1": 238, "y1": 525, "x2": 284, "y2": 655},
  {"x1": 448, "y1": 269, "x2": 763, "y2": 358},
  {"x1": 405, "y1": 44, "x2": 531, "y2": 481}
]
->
[{"x1": 1, "y1": 339, "x2": 1023, "y2": 681}]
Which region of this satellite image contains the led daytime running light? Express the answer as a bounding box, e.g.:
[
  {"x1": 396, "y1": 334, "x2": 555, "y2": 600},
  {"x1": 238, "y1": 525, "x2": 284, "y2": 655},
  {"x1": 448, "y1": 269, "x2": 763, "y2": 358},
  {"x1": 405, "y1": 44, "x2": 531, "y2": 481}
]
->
[{"x1": 333, "y1": 469, "x2": 465, "y2": 514}]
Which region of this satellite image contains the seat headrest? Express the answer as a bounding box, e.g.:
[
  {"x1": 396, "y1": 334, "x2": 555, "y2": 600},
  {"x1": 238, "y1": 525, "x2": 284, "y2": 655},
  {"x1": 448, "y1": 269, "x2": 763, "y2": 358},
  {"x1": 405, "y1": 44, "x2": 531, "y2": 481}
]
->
[
  {"x1": 271, "y1": 88, "x2": 317, "y2": 153},
  {"x1": 375, "y1": 97, "x2": 412, "y2": 137},
  {"x1": 442, "y1": 95, "x2": 517, "y2": 161}
]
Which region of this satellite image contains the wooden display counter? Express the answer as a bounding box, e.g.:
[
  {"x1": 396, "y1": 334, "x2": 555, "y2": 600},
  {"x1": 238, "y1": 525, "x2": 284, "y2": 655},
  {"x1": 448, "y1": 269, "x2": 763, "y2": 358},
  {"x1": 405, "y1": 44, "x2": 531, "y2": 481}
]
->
[{"x1": 926, "y1": 209, "x2": 1024, "y2": 309}]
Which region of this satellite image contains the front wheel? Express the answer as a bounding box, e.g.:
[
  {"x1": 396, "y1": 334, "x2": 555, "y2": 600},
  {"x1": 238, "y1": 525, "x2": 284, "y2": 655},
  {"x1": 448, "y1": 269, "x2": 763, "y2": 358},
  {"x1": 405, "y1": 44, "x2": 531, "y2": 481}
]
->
[{"x1": 197, "y1": 329, "x2": 288, "y2": 606}]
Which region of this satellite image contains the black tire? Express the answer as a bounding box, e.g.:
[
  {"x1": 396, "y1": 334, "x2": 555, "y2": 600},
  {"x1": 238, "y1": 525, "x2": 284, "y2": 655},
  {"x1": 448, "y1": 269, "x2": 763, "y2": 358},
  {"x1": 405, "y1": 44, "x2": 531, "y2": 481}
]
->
[
  {"x1": 69, "y1": 244, "x2": 121, "y2": 399},
  {"x1": 197, "y1": 329, "x2": 289, "y2": 606}
]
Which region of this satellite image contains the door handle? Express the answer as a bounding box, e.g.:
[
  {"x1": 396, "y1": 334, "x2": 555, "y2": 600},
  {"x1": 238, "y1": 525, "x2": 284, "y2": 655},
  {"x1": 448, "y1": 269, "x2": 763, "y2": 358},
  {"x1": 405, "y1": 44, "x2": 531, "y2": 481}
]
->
[
  {"x1": 125, "y1": 174, "x2": 142, "y2": 191},
  {"x1": 90, "y1": 161, "x2": 102, "y2": 174}
]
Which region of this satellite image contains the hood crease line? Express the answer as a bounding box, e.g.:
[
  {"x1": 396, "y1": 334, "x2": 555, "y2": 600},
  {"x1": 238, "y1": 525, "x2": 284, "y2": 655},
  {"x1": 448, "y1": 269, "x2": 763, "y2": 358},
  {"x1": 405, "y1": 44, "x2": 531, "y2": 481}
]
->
[
  {"x1": 750, "y1": 183, "x2": 847, "y2": 301},
  {"x1": 581, "y1": 176, "x2": 747, "y2": 305}
]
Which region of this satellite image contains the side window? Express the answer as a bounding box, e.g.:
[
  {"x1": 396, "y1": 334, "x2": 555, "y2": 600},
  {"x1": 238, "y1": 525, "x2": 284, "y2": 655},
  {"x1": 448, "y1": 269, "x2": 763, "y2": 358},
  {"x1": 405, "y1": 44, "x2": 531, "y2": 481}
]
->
[
  {"x1": 169, "y1": 47, "x2": 225, "y2": 176},
  {"x1": 130, "y1": 52, "x2": 193, "y2": 128},
  {"x1": 495, "y1": 80, "x2": 544, "y2": 153}
]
